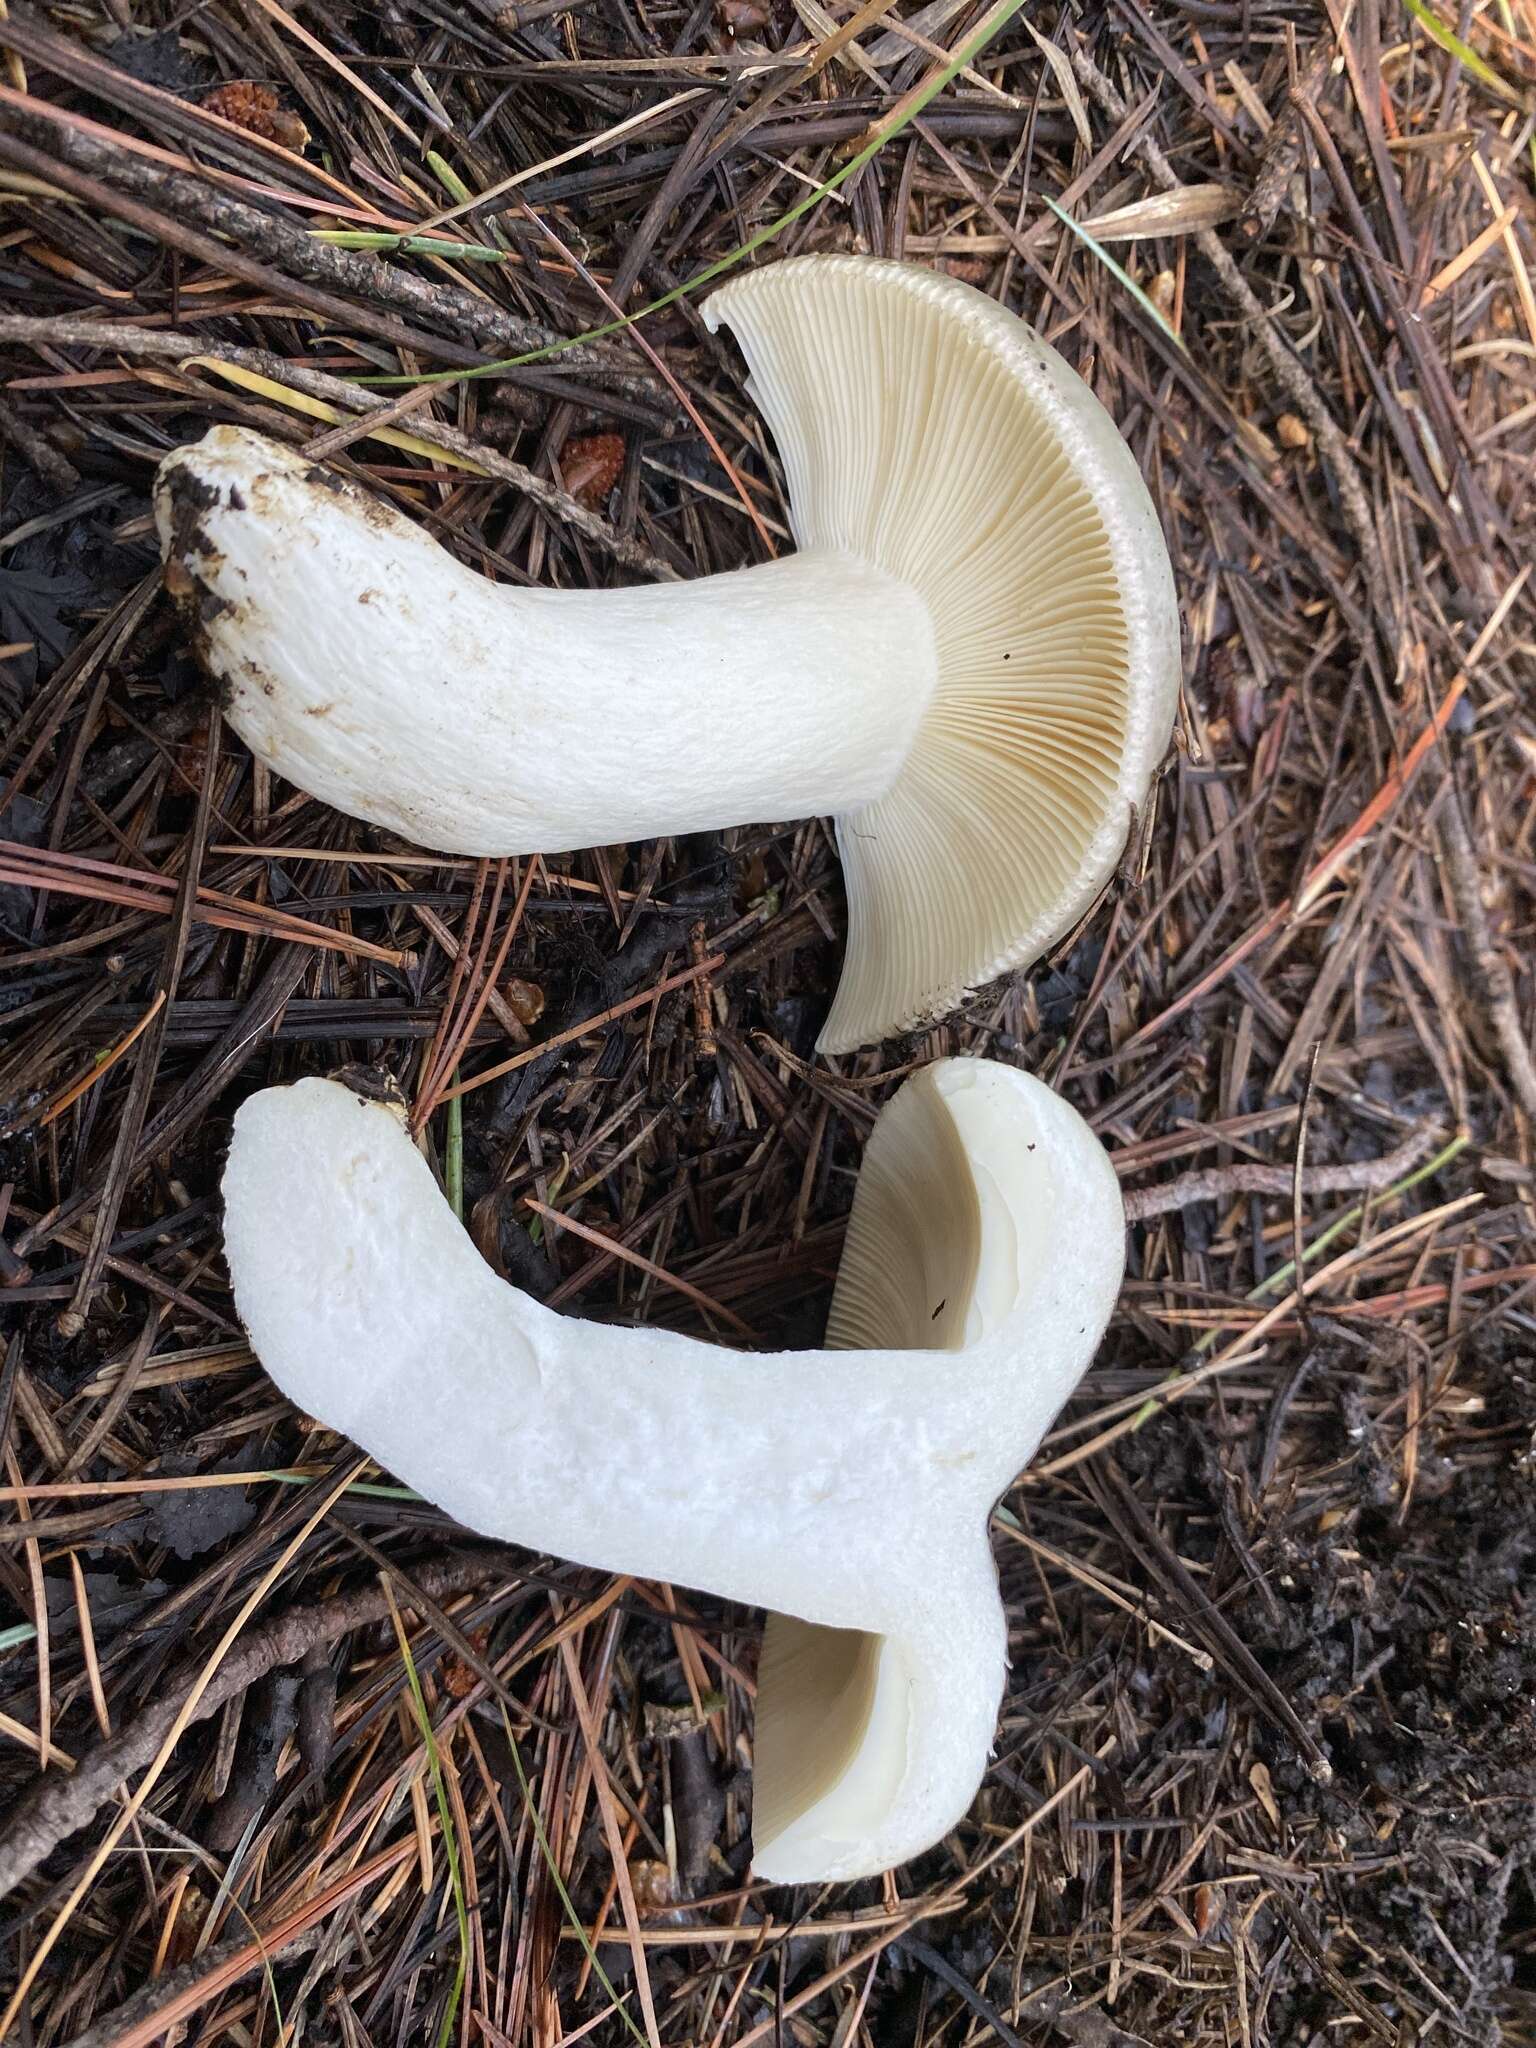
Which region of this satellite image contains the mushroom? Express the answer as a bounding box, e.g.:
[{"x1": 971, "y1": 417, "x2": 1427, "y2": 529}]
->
[
  {"x1": 223, "y1": 1056, "x2": 1124, "y2": 1881},
  {"x1": 158, "y1": 256, "x2": 1180, "y2": 1050}
]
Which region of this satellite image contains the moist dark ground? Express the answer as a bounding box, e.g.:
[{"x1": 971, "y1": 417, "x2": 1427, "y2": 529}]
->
[{"x1": 1, "y1": 1, "x2": 1535, "y2": 2043}]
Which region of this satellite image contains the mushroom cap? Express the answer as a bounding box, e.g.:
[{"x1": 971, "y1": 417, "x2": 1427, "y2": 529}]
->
[
  {"x1": 751, "y1": 1057, "x2": 1125, "y2": 1878},
  {"x1": 703, "y1": 256, "x2": 1182, "y2": 1054}
]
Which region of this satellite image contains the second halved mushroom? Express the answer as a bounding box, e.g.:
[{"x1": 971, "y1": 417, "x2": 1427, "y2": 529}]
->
[
  {"x1": 158, "y1": 256, "x2": 1180, "y2": 1051},
  {"x1": 224, "y1": 1057, "x2": 1124, "y2": 1882}
]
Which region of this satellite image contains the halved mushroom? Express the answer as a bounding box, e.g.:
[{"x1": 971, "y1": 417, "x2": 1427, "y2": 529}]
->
[
  {"x1": 223, "y1": 1057, "x2": 1124, "y2": 1881},
  {"x1": 159, "y1": 256, "x2": 1179, "y2": 1050}
]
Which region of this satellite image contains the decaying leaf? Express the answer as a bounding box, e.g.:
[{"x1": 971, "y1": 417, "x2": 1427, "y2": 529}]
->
[
  {"x1": 1023, "y1": 20, "x2": 1092, "y2": 147},
  {"x1": 1081, "y1": 183, "x2": 1243, "y2": 241}
]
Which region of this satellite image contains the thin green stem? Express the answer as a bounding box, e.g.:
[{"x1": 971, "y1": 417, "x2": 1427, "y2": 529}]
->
[
  {"x1": 1125, "y1": 1132, "x2": 1472, "y2": 1430},
  {"x1": 1197, "y1": 1131, "x2": 1471, "y2": 1348},
  {"x1": 496, "y1": 1700, "x2": 649, "y2": 2046},
  {"x1": 392, "y1": 1609, "x2": 469, "y2": 2048},
  {"x1": 445, "y1": 1084, "x2": 464, "y2": 1223},
  {"x1": 1042, "y1": 197, "x2": 1188, "y2": 353}
]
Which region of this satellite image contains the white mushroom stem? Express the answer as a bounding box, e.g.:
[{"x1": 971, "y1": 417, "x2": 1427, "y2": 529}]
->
[
  {"x1": 159, "y1": 426, "x2": 937, "y2": 849},
  {"x1": 223, "y1": 1058, "x2": 1125, "y2": 1882}
]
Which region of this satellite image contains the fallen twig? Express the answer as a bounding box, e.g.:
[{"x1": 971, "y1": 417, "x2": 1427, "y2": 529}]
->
[
  {"x1": 1440, "y1": 782, "x2": 1536, "y2": 1125},
  {"x1": 0, "y1": 77, "x2": 646, "y2": 384},
  {"x1": 0, "y1": 316, "x2": 680, "y2": 580},
  {"x1": 0, "y1": 1552, "x2": 510, "y2": 1904},
  {"x1": 1120, "y1": 1126, "x2": 1436, "y2": 1221}
]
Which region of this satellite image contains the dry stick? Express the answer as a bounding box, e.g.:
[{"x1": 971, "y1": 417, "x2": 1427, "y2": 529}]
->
[
  {"x1": 564, "y1": 1899, "x2": 1002, "y2": 1952},
  {"x1": 0, "y1": 1459, "x2": 368, "y2": 2031},
  {"x1": 1240, "y1": 38, "x2": 1333, "y2": 242},
  {"x1": 0, "y1": 390, "x2": 78, "y2": 494},
  {"x1": 59, "y1": 721, "x2": 220, "y2": 1336},
  {"x1": 0, "y1": 124, "x2": 485, "y2": 373},
  {"x1": 0, "y1": 11, "x2": 361, "y2": 210},
  {"x1": 300, "y1": 376, "x2": 445, "y2": 461},
  {"x1": 1439, "y1": 784, "x2": 1536, "y2": 1125},
  {"x1": 1120, "y1": 1124, "x2": 1436, "y2": 1220},
  {"x1": 1066, "y1": 39, "x2": 1390, "y2": 633},
  {"x1": 0, "y1": 1552, "x2": 510, "y2": 1903},
  {"x1": 0, "y1": 1471, "x2": 319, "y2": 1502},
  {"x1": 1146, "y1": 1262, "x2": 1536, "y2": 1332},
  {"x1": 0, "y1": 315, "x2": 678, "y2": 581},
  {"x1": 0, "y1": 80, "x2": 639, "y2": 381}
]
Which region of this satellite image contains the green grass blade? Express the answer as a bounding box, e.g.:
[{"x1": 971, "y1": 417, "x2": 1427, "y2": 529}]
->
[
  {"x1": 313, "y1": 229, "x2": 508, "y2": 262},
  {"x1": 1402, "y1": 0, "x2": 1523, "y2": 103},
  {"x1": 391, "y1": 1608, "x2": 469, "y2": 2048},
  {"x1": 445, "y1": 1084, "x2": 464, "y2": 1223},
  {"x1": 427, "y1": 151, "x2": 477, "y2": 207},
  {"x1": 1042, "y1": 196, "x2": 1188, "y2": 353},
  {"x1": 256, "y1": 1469, "x2": 423, "y2": 1498},
  {"x1": 1126, "y1": 1131, "x2": 1472, "y2": 1427},
  {"x1": 495, "y1": 1701, "x2": 649, "y2": 2047}
]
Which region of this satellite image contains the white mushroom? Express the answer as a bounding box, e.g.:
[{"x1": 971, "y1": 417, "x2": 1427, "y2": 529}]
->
[
  {"x1": 159, "y1": 256, "x2": 1180, "y2": 1051},
  {"x1": 223, "y1": 1057, "x2": 1124, "y2": 1882}
]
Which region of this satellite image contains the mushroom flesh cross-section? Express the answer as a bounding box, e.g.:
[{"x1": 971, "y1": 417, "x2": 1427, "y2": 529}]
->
[
  {"x1": 222, "y1": 1057, "x2": 1125, "y2": 1881},
  {"x1": 158, "y1": 255, "x2": 1181, "y2": 1052}
]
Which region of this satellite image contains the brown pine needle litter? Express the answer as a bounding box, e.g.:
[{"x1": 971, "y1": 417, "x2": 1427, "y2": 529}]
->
[{"x1": 1, "y1": 0, "x2": 1536, "y2": 2042}]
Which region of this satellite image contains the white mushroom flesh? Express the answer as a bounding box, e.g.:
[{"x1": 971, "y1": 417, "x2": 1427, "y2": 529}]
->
[
  {"x1": 223, "y1": 1057, "x2": 1124, "y2": 1881},
  {"x1": 157, "y1": 428, "x2": 936, "y2": 851}
]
